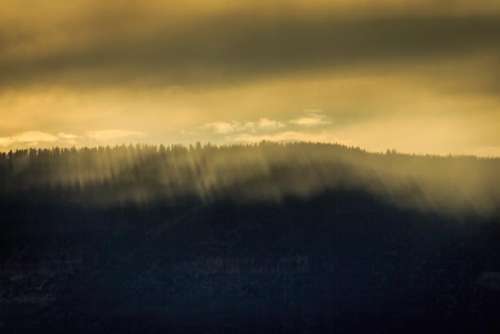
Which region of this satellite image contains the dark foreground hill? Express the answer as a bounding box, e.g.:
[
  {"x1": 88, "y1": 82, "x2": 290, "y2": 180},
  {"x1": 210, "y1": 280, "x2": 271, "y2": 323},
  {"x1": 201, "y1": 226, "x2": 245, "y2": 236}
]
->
[{"x1": 1, "y1": 143, "x2": 500, "y2": 333}]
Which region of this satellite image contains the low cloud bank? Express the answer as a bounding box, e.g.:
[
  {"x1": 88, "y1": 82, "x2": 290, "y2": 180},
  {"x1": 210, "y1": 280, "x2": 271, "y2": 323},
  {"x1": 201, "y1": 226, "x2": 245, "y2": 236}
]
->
[{"x1": 0, "y1": 129, "x2": 146, "y2": 150}]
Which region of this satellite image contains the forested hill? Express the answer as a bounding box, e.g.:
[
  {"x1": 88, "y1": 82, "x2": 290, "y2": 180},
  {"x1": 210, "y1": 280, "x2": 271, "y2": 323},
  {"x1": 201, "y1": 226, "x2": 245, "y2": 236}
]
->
[
  {"x1": 1, "y1": 143, "x2": 500, "y2": 333},
  {"x1": 1, "y1": 142, "x2": 499, "y2": 215}
]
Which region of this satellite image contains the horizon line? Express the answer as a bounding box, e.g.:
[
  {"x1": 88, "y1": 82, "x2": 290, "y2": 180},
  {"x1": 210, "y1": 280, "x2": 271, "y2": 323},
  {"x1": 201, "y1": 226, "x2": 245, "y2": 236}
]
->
[{"x1": 1, "y1": 141, "x2": 499, "y2": 160}]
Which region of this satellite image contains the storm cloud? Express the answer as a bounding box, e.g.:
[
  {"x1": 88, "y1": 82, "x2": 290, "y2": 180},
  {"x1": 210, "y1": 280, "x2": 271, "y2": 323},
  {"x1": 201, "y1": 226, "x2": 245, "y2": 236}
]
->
[{"x1": 1, "y1": 2, "x2": 500, "y2": 91}]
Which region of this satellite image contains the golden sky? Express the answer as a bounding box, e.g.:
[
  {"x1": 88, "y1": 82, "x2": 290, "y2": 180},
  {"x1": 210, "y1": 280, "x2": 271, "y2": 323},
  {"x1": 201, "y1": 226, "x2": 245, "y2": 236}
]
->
[{"x1": 1, "y1": 0, "x2": 500, "y2": 155}]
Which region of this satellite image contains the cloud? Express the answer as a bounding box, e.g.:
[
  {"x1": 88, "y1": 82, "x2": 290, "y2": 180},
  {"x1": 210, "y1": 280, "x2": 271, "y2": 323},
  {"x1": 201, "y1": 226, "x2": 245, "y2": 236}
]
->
[
  {"x1": 1, "y1": 3, "x2": 500, "y2": 93},
  {"x1": 13, "y1": 131, "x2": 59, "y2": 143},
  {"x1": 203, "y1": 118, "x2": 284, "y2": 135},
  {"x1": 0, "y1": 131, "x2": 85, "y2": 149},
  {"x1": 201, "y1": 112, "x2": 342, "y2": 144},
  {"x1": 57, "y1": 132, "x2": 79, "y2": 140},
  {"x1": 0, "y1": 131, "x2": 59, "y2": 147},
  {"x1": 256, "y1": 118, "x2": 285, "y2": 130},
  {"x1": 202, "y1": 122, "x2": 246, "y2": 135},
  {"x1": 85, "y1": 129, "x2": 146, "y2": 141},
  {"x1": 290, "y1": 111, "x2": 330, "y2": 127},
  {"x1": 0, "y1": 137, "x2": 13, "y2": 147},
  {"x1": 0, "y1": 129, "x2": 147, "y2": 150},
  {"x1": 199, "y1": 112, "x2": 344, "y2": 146},
  {"x1": 231, "y1": 130, "x2": 348, "y2": 145}
]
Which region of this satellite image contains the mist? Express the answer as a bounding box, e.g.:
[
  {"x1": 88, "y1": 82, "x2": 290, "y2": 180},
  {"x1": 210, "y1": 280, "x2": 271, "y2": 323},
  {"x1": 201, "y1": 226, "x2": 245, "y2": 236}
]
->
[{"x1": 2, "y1": 143, "x2": 499, "y2": 216}]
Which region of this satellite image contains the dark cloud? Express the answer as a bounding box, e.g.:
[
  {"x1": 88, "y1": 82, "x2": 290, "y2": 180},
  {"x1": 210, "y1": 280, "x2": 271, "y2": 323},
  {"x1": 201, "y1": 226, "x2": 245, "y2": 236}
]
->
[{"x1": 1, "y1": 12, "x2": 500, "y2": 91}]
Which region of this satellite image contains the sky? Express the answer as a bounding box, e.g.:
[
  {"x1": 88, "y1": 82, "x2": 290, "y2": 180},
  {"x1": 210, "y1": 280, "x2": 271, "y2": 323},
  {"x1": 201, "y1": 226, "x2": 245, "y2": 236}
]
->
[{"x1": 1, "y1": 0, "x2": 500, "y2": 156}]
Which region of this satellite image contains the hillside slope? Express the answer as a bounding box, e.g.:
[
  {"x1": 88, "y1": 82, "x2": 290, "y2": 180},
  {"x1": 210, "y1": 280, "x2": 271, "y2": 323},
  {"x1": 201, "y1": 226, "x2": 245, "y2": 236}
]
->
[{"x1": 1, "y1": 143, "x2": 500, "y2": 333}]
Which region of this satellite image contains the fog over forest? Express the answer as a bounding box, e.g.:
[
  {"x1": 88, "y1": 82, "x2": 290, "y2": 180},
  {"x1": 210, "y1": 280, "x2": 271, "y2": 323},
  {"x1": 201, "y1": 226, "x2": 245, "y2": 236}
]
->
[{"x1": 2, "y1": 142, "x2": 499, "y2": 216}]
